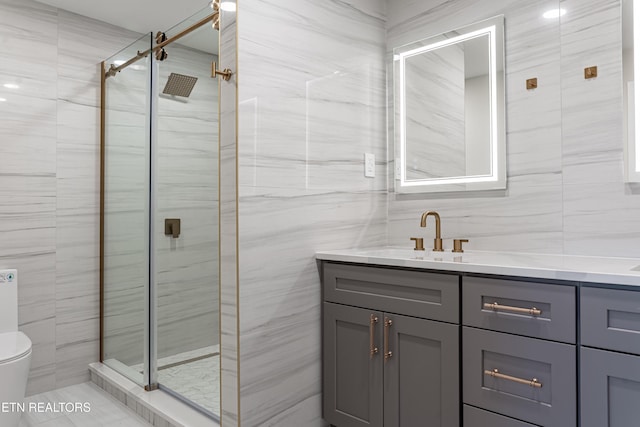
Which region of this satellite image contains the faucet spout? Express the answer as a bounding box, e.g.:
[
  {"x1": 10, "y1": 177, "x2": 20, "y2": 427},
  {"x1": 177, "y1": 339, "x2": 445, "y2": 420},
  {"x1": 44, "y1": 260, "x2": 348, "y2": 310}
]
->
[{"x1": 420, "y1": 211, "x2": 443, "y2": 252}]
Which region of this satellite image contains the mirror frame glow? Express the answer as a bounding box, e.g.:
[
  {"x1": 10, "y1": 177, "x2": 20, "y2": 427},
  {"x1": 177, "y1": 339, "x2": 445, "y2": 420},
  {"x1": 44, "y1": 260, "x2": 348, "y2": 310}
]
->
[{"x1": 395, "y1": 16, "x2": 506, "y2": 193}]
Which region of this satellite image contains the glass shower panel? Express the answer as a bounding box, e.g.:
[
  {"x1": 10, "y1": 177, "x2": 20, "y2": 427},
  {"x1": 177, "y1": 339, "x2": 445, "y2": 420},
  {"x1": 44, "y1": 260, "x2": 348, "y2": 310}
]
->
[
  {"x1": 154, "y1": 7, "x2": 220, "y2": 417},
  {"x1": 102, "y1": 33, "x2": 152, "y2": 385}
]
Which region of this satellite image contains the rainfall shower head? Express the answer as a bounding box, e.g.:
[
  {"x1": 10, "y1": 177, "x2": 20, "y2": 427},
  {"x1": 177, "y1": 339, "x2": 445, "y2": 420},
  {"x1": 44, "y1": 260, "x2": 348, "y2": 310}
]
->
[{"x1": 162, "y1": 73, "x2": 198, "y2": 97}]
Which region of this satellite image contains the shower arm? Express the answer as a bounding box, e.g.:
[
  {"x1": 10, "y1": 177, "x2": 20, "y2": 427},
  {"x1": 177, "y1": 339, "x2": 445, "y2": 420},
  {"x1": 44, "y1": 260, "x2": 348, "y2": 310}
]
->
[{"x1": 105, "y1": 11, "x2": 220, "y2": 78}]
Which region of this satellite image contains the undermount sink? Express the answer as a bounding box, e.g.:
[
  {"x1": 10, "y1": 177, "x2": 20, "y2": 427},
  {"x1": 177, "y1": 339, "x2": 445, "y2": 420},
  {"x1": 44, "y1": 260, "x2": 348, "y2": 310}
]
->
[{"x1": 363, "y1": 247, "x2": 466, "y2": 262}]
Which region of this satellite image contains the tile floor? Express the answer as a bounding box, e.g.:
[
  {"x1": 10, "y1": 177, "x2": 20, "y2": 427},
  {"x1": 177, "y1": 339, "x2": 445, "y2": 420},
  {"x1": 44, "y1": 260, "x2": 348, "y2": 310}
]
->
[{"x1": 19, "y1": 382, "x2": 152, "y2": 427}]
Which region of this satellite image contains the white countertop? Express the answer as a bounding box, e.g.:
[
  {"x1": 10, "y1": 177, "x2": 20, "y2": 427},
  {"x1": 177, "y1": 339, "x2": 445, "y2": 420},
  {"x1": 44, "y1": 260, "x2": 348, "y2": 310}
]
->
[{"x1": 315, "y1": 247, "x2": 640, "y2": 286}]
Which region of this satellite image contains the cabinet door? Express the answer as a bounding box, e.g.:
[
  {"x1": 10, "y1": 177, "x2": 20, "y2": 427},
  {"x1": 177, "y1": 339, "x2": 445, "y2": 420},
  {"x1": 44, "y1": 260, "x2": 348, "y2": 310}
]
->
[
  {"x1": 581, "y1": 347, "x2": 640, "y2": 427},
  {"x1": 384, "y1": 314, "x2": 459, "y2": 427},
  {"x1": 323, "y1": 302, "x2": 383, "y2": 427}
]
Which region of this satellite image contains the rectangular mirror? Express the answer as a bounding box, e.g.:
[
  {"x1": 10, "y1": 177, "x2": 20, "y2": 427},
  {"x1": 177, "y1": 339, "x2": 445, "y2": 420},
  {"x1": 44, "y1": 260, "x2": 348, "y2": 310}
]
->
[
  {"x1": 393, "y1": 15, "x2": 506, "y2": 193},
  {"x1": 624, "y1": 0, "x2": 640, "y2": 182}
]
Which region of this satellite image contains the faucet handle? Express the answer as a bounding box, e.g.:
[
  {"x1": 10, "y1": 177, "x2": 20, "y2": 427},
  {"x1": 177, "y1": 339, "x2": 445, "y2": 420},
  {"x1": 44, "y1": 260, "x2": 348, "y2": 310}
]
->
[
  {"x1": 410, "y1": 237, "x2": 425, "y2": 251},
  {"x1": 452, "y1": 239, "x2": 469, "y2": 253}
]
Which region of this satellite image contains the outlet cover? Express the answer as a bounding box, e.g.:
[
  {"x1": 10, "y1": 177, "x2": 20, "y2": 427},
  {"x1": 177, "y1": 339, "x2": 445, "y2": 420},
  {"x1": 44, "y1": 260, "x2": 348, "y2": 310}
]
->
[{"x1": 365, "y1": 153, "x2": 375, "y2": 178}]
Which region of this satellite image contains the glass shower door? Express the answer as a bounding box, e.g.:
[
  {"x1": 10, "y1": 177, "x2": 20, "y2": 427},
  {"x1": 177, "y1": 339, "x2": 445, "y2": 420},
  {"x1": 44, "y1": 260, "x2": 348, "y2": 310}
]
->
[
  {"x1": 102, "y1": 33, "x2": 153, "y2": 386},
  {"x1": 153, "y1": 7, "x2": 221, "y2": 417},
  {"x1": 101, "y1": 6, "x2": 221, "y2": 418}
]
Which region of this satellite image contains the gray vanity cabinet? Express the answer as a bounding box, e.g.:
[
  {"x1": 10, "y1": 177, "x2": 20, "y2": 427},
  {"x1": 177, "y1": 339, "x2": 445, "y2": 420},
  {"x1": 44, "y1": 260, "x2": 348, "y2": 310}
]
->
[
  {"x1": 320, "y1": 255, "x2": 640, "y2": 426},
  {"x1": 580, "y1": 287, "x2": 640, "y2": 427},
  {"x1": 322, "y1": 262, "x2": 460, "y2": 427}
]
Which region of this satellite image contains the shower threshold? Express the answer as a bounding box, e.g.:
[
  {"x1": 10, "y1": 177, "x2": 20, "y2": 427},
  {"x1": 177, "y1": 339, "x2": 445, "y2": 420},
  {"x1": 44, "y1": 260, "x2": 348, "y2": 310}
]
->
[{"x1": 90, "y1": 362, "x2": 219, "y2": 427}]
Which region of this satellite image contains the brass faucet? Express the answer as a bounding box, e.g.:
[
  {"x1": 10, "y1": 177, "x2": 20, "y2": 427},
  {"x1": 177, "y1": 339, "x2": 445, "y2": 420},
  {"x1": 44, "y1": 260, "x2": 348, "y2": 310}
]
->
[{"x1": 420, "y1": 211, "x2": 443, "y2": 252}]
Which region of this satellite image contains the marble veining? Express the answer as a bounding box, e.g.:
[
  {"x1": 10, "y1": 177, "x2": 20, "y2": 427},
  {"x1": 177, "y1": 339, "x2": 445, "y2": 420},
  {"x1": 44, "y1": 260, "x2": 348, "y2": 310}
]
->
[
  {"x1": 237, "y1": 1, "x2": 387, "y2": 426},
  {"x1": 559, "y1": 0, "x2": 640, "y2": 257},
  {"x1": 0, "y1": 0, "x2": 59, "y2": 395}
]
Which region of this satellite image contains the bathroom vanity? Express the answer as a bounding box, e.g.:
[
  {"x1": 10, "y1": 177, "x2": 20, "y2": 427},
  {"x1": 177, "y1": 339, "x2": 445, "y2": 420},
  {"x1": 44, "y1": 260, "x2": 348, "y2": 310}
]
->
[{"x1": 317, "y1": 249, "x2": 640, "y2": 427}]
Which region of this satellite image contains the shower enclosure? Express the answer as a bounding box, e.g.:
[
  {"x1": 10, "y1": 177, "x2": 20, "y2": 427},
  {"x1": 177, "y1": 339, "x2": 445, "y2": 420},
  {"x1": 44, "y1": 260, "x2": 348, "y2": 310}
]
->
[{"x1": 99, "y1": 5, "x2": 222, "y2": 418}]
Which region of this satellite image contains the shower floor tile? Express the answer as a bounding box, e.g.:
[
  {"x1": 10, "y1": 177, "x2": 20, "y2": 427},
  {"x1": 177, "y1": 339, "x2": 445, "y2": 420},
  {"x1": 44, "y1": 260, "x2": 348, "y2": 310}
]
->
[
  {"x1": 131, "y1": 345, "x2": 220, "y2": 416},
  {"x1": 159, "y1": 354, "x2": 220, "y2": 416}
]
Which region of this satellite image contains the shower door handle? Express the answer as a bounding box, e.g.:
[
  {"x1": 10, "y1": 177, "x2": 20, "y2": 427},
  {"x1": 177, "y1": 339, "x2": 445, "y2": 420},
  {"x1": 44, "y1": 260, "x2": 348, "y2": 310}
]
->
[{"x1": 165, "y1": 218, "x2": 181, "y2": 238}]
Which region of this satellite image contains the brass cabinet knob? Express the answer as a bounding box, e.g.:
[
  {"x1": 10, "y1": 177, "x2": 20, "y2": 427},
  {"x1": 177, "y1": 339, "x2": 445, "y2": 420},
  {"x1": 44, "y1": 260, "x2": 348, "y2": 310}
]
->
[
  {"x1": 452, "y1": 239, "x2": 469, "y2": 253},
  {"x1": 410, "y1": 237, "x2": 425, "y2": 251}
]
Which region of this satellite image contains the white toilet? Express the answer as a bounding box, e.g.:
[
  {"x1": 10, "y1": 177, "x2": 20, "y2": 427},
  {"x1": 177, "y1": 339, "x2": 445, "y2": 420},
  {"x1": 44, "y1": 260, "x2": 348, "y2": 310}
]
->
[{"x1": 0, "y1": 269, "x2": 33, "y2": 427}]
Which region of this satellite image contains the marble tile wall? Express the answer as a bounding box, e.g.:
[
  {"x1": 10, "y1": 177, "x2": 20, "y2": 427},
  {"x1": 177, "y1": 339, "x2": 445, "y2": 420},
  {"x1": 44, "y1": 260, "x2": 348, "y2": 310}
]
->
[
  {"x1": 0, "y1": 0, "x2": 145, "y2": 395},
  {"x1": 559, "y1": 0, "x2": 640, "y2": 257},
  {"x1": 236, "y1": 0, "x2": 387, "y2": 425},
  {"x1": 386, "y1": 0, "x2": 566, "y2": 254},
  {"x1": 0, "y1": 0, "x2": 59, "y2": 396}
]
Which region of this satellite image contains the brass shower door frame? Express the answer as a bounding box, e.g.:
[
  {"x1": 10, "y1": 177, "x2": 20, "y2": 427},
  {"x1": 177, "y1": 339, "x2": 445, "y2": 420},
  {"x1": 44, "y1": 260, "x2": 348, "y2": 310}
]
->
[{"x1": 103, "y1": 11, "x2": 219, "y2": 79}]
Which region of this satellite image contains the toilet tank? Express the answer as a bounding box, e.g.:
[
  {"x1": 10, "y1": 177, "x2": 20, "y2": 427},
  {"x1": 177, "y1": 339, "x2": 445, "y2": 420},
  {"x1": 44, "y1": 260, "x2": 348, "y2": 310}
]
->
[{"x1": 0, "y1": 270, "x2": 18, "y2": 333}]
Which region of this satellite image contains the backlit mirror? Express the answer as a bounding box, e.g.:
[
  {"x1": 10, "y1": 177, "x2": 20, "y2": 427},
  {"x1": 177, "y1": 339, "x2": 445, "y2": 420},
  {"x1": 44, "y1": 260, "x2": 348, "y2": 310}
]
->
[
  {"x1": 393, "y1": 15, "x2": 505, "y2": 193},
  {"x1": 623, "y1": 0, "x2": 640, "y2": 182}
]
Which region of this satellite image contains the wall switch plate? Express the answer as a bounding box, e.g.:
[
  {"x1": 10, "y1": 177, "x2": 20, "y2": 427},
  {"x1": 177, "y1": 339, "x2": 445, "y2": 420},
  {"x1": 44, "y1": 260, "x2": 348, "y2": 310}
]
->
[{"x1": 364, "y1": 153, "x2": 375, "y2": 177}]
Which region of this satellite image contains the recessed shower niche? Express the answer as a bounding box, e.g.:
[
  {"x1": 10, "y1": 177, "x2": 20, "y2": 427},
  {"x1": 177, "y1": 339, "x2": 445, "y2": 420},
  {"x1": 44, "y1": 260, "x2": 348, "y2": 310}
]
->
[{"x1": 100, "y1": 4, "x2": 224, "y2": 419}]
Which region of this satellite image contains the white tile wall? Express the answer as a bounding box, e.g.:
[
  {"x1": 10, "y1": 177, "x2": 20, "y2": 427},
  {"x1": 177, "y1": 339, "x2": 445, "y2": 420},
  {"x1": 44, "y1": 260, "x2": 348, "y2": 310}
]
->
[
  {"x1": 560, "y1": 0, "x2": 640, "y2": 257},
  {"x1": 0, "y1": 0, "x2": 145, "y2": 395},
  {"x1": 236, "y1": 1, "x2": 387, "y2": 426}
]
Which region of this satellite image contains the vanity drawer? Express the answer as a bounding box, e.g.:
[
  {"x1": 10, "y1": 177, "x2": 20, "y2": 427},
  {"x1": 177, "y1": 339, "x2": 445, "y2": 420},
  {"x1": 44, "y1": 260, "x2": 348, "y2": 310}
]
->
[
  {"x1": 323, "y1": 262, "x2": 459, "y2": 323},
  {"x1": 462, "y1": 276, "x2": 575, "y2": 343},
  {"x1": 464, "y1": 405, "x2": 536, "y2": 427},
  {"x1": 581, "y1": 286, "x2": 640, "y2": 355},
  {"x1": 463, "y1": 327, "x2": 576, "y2": 426}
]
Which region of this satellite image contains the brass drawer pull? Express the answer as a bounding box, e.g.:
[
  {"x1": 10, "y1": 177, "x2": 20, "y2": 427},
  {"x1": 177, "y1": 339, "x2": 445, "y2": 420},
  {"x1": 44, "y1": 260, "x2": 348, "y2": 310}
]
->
[
  {"x1": 369, "y1": 314, "x2": 379, "y2": 358},
  {"x1": 484, "y1": 302, "x2": 542, "y2": 316},
  {"x1": 484, "y1": 368, "x2": 543, "y2": 388},
  {"x1": 384, "y1": 317, "x2": 393, "y2": 362}
]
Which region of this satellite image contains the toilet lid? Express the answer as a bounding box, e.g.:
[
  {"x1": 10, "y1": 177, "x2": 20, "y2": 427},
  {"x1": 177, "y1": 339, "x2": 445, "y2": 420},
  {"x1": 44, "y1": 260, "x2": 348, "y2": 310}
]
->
[{"x1": 0, "y1": 331, "x2": 32, "y2": 364}]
